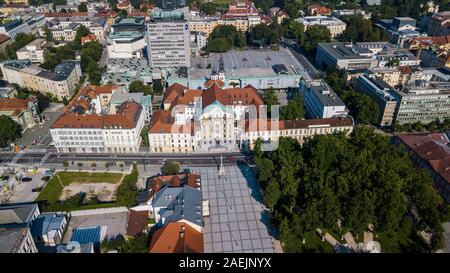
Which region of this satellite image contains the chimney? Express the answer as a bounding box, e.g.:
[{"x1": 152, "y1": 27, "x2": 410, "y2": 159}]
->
[{"x1": 180, "y1": 225, "x2": 185, "y2": 238}]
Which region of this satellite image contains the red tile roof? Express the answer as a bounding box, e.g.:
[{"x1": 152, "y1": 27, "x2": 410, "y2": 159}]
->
[
  {"x1": 126, "y1": 209, "x2": 149, "y2": 237},
  {"x1": 148, "y1": 110, "x2": 193, "y2": 134},
  {"x1": 52, "y1": 100, "x2": 142, "y2": 129},
  {"x1": 148, "y1": 174, "x2": 201, "y2": 199},
  {"x1": 245, "y1": 117, "x2": 354, "y2": 132},
  {"x1": 398, "y1": 133, "x2": 450, "y2": 185},
  {"x1": 0, "y1": 34, "x2": 11, "y2": 44},
  {"x1": 149, "y1": 222, "x2": 203, "y2": 253},
  {"x1": 0, "y1": 98, "x2": 30, "y2": 111}
]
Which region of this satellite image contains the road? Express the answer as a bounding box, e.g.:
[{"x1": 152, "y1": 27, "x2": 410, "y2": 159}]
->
[{"x1": 0, "y1": 151, "x2": 252, "y2": 167}]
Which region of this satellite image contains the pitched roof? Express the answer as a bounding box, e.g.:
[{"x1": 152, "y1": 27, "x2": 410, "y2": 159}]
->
[
  {"x1": 0, "y1": 227, "x2": 31, "y2": 253},
  {"x1": 52, "y1": 100, "x2": 142, "y2": 129},
  {"x1": 149, "y1": 222, "x2": 203, "y2": 253},
  {"x1": 0, "y1": 34, "x2": 10, "y2": 44},
  {"x1": 245, "y1": 117, "x2": 354, "y2": 132},
  {"x1": 0, "y1": 98, "x2": 30, "y2": 111},
  {"x1": 126, "y1": 210, "x2": 148, "y2": 237},
  {"x1": 398, "y1": 133, "x2": 450, "y2": 184},
  {"x1": 0, "y1": 204, "x2": 38, "y2": 228},
  {"x1": 148, "y1": 110, "x2": 193, "y2": 134},
  {"x1": 148, "y1": 174, "x2": 201, "y2": 199}
]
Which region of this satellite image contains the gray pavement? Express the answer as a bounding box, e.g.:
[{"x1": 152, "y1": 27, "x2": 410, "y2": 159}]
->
[
  {"x1": 20, "y1": 103, "x2": 65, "y2": 148},
  {"x1": 7, "y1": 168, "x2": 47, "y2": 203},
  {"x1": 188, "y1": 165, "x2": 278, "y2": 253}
]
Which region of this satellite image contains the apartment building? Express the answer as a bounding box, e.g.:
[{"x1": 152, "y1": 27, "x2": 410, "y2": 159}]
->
[
  {"x1": 300, "y1": 79, "x2": 348, "y2": 119},
  {"x1": 50, "y1": 85, "x2": 146, "y2": 153},
  {"x1": 148, "y1": 82, "x2": 354, "y2": 153},
  {"x1": 147, "y1": 9, "x2": 190, "y2": 68},
  {"x1": 189, "y1": 14, "x2": 261, "y2": 38},
  {"x1": 393, "y1": 81, "x2": 450, "y2": 125},
  {"x1": 368, "y1": 67, "x2": 401, "y2": 87},
  {"x1": 295, "y1": 16, "x2": 347, "y2": 38},
  {"x1": 0, "y1": 60, "x2": 81, "y2": 100},
  {"x1": 0, "y1": 97, "x2": 41, "y2": 130},
  {"x1": 51, "y1": 101, "x2": 145, "y2": 153},
  {"x1": 16, "y1": 39, "x2": 50, "y2": 63},
  {"x1": 40, "y1": 17, "x2": 107, "y2": 41},
  {"x1": 355, "y1": 74, "x2": 398, "y2": 126},
  {"x1": 106, "y1": 17, "x2": 147, "y2": 59},
  {"x1": 427, "y1": 12, "x2": 450, "y2": 36}
]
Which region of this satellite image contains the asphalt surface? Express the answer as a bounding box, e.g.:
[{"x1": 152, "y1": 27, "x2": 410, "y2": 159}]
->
[{"x1": 0, "y1": 151, "x2": 251, "y2": 167}]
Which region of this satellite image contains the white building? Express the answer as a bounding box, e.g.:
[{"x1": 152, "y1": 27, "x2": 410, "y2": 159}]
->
[
  {"x1": 16, "y1": 39, "x2": 49, "y2": 63},
  {"x1": 106, "y1": 17, "x2": 147, "y2": 59},
  {"x1": 147, "y1": 9, "x2": 190, "y2": 68},
  {"x1": 40, "y1": 17, "x2": 107, "y2": 41},
  {"x1": 295, "y1": 16, "x2": 347, "y2": 38},
  {"x1": 148, "y1": 82, "x2": 354, "y2": 153},
  {"x1": 51, "y1": 101, "x2": 145, "y2": 153},
  {"x1": 300, "y1": 79, "x2": 348, "y2": 119}
]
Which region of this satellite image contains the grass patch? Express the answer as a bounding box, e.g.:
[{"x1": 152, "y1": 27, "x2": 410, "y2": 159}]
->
[
  {"x1": 212, "y1": 0, "x2": 232, "y2": 4},
  {"x1": 57, "y1": 172, "x2": 123, "y2": 185},
  {"x1": 377, "y1": 231, "x2": 429, "y2": 253},
  {"x1": 36, "y1": 176, "x2": 64, "y2": 203}
]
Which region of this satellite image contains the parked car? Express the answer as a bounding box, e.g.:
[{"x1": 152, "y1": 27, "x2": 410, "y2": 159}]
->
[
  {"x1": 21, "y1": 177, "x2": 32, "y2": 182},
  {"x1": 227, "y1": 156, "x2": 233, "y2": 161}
]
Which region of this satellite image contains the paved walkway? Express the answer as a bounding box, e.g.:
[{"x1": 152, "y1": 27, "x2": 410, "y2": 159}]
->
[{"x1": 189, "y1": 164, "x2": 278, "y2": 253}]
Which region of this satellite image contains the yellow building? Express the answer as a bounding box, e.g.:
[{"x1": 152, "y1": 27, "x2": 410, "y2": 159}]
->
[{"x1": 189, "y1": 15, "x2": 261, "y2": 38}]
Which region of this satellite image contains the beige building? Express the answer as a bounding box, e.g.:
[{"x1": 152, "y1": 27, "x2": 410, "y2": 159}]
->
[
  {"x1": 16, "y1": 39, "x2": 49, "y2": 63},
  {"x1": 0, "y1": 60, "x2": 81, "y2": 101},
  {"x1": 295, "y1": 16, "x2": 347, "y2": 38},
  {"x1": 189, "y1": 15, "x2": 261, "y2": 38},
  {"x1": 369, "y1": 67, "x2": 401, "y2": 87},
  {"x1": 4, "y1": 0, "x2": 28, "y2": 4}
]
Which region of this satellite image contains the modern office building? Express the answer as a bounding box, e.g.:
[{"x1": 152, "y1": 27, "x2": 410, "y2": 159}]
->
[
  {"x1": 300, "y1": 79, "x2": 348, "y2": 119},
  {"x1": 106, "y1": 17, "x2": 147, "y2": 59},
  {"x1": 0, "y1": 60, "x2": 81, "y2": 100},
  {"x1": 393, "y1": 81, "x2": 450, "y2": 125},
  {"x1": 295, "y1": 16, "x2": 346, "y2": 38},
  {"x1": 147, "y1": 9, "x2": 190, "y2": 68},
  {"x1": 355, "y1": 74, "x2": 399, "y2": 126},
  {"x1": 315, "y1": 42, "x2": 379, "y2": 70}
]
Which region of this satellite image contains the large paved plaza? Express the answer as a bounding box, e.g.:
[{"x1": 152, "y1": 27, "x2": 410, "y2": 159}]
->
[{"x1": 189, "y1": 164, "x2": 277, "y2": 253}]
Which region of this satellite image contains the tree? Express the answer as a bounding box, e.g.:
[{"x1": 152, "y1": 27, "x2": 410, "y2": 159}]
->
[
  {"x1": 301, "y1": 25, "x2": 331, "y2": 56},
  {"x1": 263, "y1": 87, "x2": 280, "y2": 114},
  {"x1": 254, "y1": 127, "x2": 449, "y2": 252},
  {"x1": 341, "y1": 91, "x2": 380, "y2": 125},
  {"x1": 247, "y1": 23, "x2": 281, "y2": 46},
  {"x1": 122, "y1": 233, "x2": 149, "y2": 253},
  {"x1": 338, "y1": 15, "x2": 386, "y2": 43},
  {"x1": 0, "y1": 116, "x2": 22, "y2": 147},
  {"x1": 161, "y1": 161, "x2": 180, "y2": 175},
  {"x1": 264, "y1": 179, "x2": 281, "y2": 210},
  {"x1": 280, "y1": 93, "x2": 304, "y2": 120},
  {"x1": 207, "y1": 25, "x2": 246, "y2": 52},
  {"x1": 74, "y1": 25, "x2": 91, "y2": 49},
  {"x1": 78, "y1": 3, "x2": 88, "y2": 12},
  {"x1": 129, "y1": 80, "x2": 152, "y2": 96},
  {"x1": 119, "y1": 9, "x2": 128, "y2": 18},
  {"x1": 254, "y1": 0, "x2": 274, "y2": 13},
  {"x1": 200, "y1": 2, "x2": 217, "y2": 15},
  {"x1": 152, "y1": 80, "x2": 163, "y2": 95}
]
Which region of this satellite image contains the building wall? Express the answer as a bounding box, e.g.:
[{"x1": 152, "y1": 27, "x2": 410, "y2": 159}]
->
[
  {"x1": 16, "y1": 229, "x2": 38, "y2": 253},
  {"x1": 394, "y1": 91, "x2": 450, "y2": 125},
  {"x1": 147, "y1": 21, "x2": 190, "y2": 68},
  {"x1": 107, "y1": 37, "x2": 146, "y2": 59}
]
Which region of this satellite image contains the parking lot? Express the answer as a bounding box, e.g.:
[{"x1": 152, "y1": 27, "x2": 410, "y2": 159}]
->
[
  {"x1": 189, "y1": 164, "x2": 277, "y2": 253},
  {"x1": 1, "y1": 167, "x2": 48, "y2": 203}
]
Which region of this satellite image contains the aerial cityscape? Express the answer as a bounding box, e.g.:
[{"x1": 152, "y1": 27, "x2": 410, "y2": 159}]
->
[{"x1": 0, "y1": 0, "x2": 449, "y2": 257}]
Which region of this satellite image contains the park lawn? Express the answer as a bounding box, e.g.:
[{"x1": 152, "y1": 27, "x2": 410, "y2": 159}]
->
[
  {"x1": 57, "y1": 172, "x2": 123, "y2": 186},
  {"x1": 301, "y1": 232, "x2": 335, "y2": 253},
  {"x1": 377, "y1": 231, "x2": 429, "y2": 253},
  {"x1": 36, "y1": 176, "x2": 64, "y2": 203}
]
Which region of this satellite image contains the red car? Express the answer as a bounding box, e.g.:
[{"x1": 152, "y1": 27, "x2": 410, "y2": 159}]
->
[{"x1": 227, "y1": 156, "x2": 233, "y2": 161}]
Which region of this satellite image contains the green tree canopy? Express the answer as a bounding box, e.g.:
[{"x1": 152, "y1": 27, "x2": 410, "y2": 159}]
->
[
  {"x1": 161, "y1": 161, "x2": 180, "y2": 175},
  {"x1": 0, "y1": 116, "x2": 22, "y2": 147},
  {"x1": 78, "y1": 3, "x2": 88, "y2": 12},
  {"x1": 129, "y1": 80, "x2": 153, "y2": 96},
  {"x1": 207, "y1": 25, "x2": 246, "y2": 53}
]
